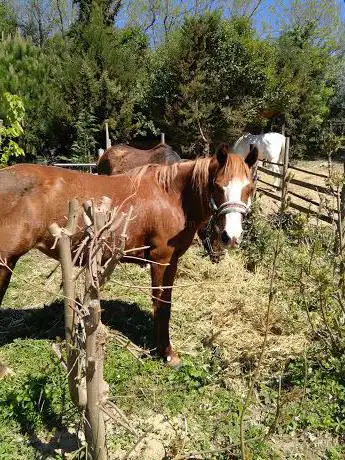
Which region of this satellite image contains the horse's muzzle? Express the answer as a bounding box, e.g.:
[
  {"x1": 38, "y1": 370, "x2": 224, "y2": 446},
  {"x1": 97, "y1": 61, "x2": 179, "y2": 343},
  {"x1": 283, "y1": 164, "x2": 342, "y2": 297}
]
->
[{"x1": 221, "y1": 231, "x2": 239, "y2": 248}]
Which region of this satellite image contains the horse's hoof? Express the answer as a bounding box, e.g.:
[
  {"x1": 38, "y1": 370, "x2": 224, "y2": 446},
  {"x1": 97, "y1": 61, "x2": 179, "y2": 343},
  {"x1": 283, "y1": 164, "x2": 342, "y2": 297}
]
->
[{"x1": 166, "y1": 354, "x2": 181, "y2": 369}]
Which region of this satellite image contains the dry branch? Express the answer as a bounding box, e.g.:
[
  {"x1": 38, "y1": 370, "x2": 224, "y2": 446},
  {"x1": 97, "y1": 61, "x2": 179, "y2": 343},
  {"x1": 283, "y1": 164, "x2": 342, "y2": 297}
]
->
[
  {"x1": 48, "y1": 195, "x2": 136, "y2": 459},
  {"x1": 239, "y1": 227, "x2": 282, "y2": 459}
]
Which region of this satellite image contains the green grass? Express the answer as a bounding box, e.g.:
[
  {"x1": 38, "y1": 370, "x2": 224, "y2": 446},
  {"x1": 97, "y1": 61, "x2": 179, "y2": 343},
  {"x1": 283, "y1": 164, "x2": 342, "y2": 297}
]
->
[
  {"x1": 0, "y1": 339, "x2": 71, "y2": 460},
  {"x1": 0, "y1": 232, "x2": 344, "y2": 459}
]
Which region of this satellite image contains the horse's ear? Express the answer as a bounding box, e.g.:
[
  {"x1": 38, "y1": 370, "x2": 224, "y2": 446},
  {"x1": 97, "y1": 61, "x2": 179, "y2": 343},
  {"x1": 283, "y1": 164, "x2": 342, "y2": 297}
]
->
[
  {"x1": 245, "y1": 144, "x2": 258, "y2": 168},
  {"x1": 216, "y1": 143, "x2": 229, "y2": 167}
]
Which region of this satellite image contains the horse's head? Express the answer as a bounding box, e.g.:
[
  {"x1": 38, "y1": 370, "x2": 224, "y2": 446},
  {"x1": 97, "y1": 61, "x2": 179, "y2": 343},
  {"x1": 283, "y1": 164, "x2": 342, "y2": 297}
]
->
[{"x1": 207, "y1": 143, "x2": 258, "y2": 248}]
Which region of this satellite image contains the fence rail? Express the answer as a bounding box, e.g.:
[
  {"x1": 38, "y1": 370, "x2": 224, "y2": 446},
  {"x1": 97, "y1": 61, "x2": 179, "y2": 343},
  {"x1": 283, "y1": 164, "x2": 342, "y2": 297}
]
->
[
  {"x1": 288, "y1": 164, "x2": 329, "y2": 179},
  {"x1": 53, "y1": 163, "x2": 97, "y2": 167},
  {"x1": 256, "y1": 136, "x2": 343, "y2": 225},
  {"x1": 257, "y1": 186, "x2": 336, "y2": 224}
]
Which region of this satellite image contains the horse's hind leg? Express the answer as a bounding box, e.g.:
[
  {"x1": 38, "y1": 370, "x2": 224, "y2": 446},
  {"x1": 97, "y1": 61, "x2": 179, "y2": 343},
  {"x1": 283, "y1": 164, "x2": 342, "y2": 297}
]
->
[{"x1": 0, "y1": 256, "x2": 19, "y2": 306}]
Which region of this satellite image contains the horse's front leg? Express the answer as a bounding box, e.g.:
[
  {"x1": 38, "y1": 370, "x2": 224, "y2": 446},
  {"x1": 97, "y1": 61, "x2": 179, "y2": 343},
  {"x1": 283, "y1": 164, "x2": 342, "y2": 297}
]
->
[
  {"x1": 0, "y1": 255, "x2": 19, "y2": 306},
  {"x1": 150, "y1": 259, "x2": 180, "y2": 367}
]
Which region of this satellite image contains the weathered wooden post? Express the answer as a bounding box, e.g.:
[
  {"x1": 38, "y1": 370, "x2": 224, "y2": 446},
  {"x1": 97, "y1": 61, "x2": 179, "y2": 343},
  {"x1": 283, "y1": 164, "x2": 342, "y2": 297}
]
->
[
  {"x1": 49, "y1": 196, "x2": 134, "y2": 459},
  {"x1": 84, "y1": 298, "x2": 108, "y2": 460},
  {"x1": 48, "y1": 200, "x2": 87, "y2": 409},
  {"x1": 82, "y1": 197, "x2": 112, "y2": 460},
  {"x1": 331, "y1": 158, "x2": 345, "y2": 302},
  {"x1": 105, "y1": 122, "x2": 111, "y2": 149},
  {"x1": 280, "y1": 136, "x2": 290, "y2": 212}
]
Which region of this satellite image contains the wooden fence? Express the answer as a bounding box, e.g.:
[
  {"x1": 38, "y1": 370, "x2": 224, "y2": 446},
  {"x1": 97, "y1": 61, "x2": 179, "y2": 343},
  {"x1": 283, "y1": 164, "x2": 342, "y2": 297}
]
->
[
  {"x1": 51, "y1": 132, "x2": 343, "y2": 226},
  {"x1": 256, "y1": 137, "x2": 343, "y2": 225}
]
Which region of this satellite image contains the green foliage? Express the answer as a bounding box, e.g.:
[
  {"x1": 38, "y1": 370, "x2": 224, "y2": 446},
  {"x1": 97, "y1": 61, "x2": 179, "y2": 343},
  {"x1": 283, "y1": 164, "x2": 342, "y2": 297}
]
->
[
  {"x1": 242, "y1": 203, "x2": 345, "y2": 438},
  {"x1": 75, "y1": 0, "x2": 122, "y2": 26},
  {"x1": 0, "y1": 35, "x2": 67, "y2": 157},
  {"x1": 0, "y1": 2, "x2": 17, "y2": 36},
  {"x1": 0, "y1": 92, "x2": 25, "y2": 165},
  {"x1": 0, "y1": 341, "x2": 70, "y2": 430},
  {"x1": 0, "y1": 2, "x2": 343, "y2": 159},
  {"x1": 71, "y1": 109, "x2": 99, "y2": 162},
  {"x1": 147, "y1": 14, "x2": 275, "y2": 155},
  {"x1": 267, "y1": 22, "x2": 335, "y2": 157},
  {"x1": 284, "y1": 353, "x2": 345, "y2": 433}
]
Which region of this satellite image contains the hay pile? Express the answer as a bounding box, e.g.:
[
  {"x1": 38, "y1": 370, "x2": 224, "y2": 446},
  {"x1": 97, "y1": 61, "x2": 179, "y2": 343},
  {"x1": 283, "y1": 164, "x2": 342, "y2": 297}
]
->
[
  {"x1": 171, "y1": 246, "x2": 307, "y2": 380},
  {"x1": 2, "y1": 244, "x2": 308, "y2": 382}
]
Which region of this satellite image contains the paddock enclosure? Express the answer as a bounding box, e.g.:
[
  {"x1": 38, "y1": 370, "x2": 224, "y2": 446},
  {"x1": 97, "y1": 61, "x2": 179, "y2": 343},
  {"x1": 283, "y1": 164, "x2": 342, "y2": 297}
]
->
[{"x1": 1, "y1": 140, "x2": 345, "y2": 459}]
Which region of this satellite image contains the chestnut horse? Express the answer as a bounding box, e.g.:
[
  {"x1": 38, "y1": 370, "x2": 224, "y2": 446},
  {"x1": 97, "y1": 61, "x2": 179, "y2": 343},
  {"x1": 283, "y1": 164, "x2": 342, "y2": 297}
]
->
[
  {"x1": 0, "y1": 144, "x2": 258, "y2": 366},
  {"x1": 97, "y1": 142, "x2": 224, "y2": 261},
  {"x1": 97, "y1": 142, "x2": 182, "y2": 175}
]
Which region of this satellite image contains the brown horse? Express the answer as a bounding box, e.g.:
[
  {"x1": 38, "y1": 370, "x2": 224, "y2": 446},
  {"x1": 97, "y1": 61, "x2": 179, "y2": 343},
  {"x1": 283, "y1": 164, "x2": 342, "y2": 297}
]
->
[
  {"x1": 0, "y1": 144, "x2": 258, "y2": 366},
  {"x1": 96, "y1": 142, "x2": 182, "y2": 175},
  {"x1": 97, "y1": 142, "x2": 224, "y2": 260}
]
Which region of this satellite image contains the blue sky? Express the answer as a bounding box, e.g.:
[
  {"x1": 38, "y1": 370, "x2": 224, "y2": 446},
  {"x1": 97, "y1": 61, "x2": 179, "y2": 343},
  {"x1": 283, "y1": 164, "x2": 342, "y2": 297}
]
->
[
  {"x1": 116, "y1": 0, "x2": 345, "y2": 43},
  {"x1": 252, "y1": 0, "x2": 345, "y2": 36}
]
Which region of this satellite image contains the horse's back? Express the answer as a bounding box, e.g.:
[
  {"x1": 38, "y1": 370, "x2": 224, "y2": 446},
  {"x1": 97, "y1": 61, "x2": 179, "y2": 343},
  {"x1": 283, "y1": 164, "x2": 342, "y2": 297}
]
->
[
  {"x1": 233, "y1": 132, "x2": 285, "y2": 159},
  {"x1": 150, "y1": 144, "x2": 182, "y2": 164},
  {"x1": 259, "y1": 132, "x2": 285, "y2": 148},
  {"x1": 97, "y1": 143, "x2": 181, "y2": 175},
  {"x1": 0, "y1": 164, "x2": 48, "y2": 218}
]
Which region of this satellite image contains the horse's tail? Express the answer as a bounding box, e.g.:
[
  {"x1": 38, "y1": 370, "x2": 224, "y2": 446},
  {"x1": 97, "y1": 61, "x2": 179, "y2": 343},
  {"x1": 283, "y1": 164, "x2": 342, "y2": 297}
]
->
[{"x1": 96, "y1": 154, "x2": 113, "y2": 175}]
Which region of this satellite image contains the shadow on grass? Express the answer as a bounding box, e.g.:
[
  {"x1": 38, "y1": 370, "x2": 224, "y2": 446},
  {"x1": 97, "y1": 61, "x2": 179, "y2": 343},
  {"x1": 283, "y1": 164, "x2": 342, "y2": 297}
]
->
[
  {"x1": 0, "y1": 298, "x2": 153, "y2": 458},
  {"x1": 5, "y1": 373, "x2": 79, "y2": 459},
  {"x1": 0, "y1": 298, "x2": 154, "y2": 349}
]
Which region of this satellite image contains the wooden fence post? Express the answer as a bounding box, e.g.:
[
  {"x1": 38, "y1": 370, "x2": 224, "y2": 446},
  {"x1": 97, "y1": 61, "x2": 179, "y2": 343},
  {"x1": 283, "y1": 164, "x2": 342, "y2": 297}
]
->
[
  {"x1": 280, "y1": 136, "x2": 290, "y2": 212},
  {"x1": 85, "y1": 299, "x2": 108, "y2": 460},
  {"x1": 83, "y1": 197, "x2": 112, "y2": 460},
  {"x1": 48, "y1": 200, "x2": 87, "y2": 410},
  {"x1": 105, "y1": 122, "x2": 111, "y2": 149},
  {"x1": 49, "y1": 196, "x2": 136, "y2": 459}
]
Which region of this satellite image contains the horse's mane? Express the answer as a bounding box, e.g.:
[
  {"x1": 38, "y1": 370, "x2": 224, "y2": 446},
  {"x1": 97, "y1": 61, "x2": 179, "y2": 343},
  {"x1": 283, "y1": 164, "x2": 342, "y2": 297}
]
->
[
  {"x1": 129, "y1": 154, "x2": 249, "y2": 193},
  {"x1": 191, "y1": 155, "x2": 249, "y2": 193}
]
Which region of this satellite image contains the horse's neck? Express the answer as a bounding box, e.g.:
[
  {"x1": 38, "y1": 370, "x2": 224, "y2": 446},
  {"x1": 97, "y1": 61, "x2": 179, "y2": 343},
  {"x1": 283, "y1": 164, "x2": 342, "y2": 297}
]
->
[{"x1": 174, "y1": 162, "x2": 211, "y2": 224}]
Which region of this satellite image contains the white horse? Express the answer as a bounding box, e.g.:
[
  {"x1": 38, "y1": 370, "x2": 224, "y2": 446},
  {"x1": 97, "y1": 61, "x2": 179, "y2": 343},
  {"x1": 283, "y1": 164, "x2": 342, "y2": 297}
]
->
[{"x1": 233, "y1": 132, "x2": 286, "y2": 187}]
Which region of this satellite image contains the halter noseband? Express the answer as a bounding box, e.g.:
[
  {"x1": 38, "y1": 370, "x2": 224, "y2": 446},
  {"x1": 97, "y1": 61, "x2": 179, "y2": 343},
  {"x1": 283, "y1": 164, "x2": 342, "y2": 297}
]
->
[
  {"x1": 209, "y1": 197, "x2": 250, "y2": 218},
  {"x1": 202, "y1": 197, "x2": 250, "y2": 261}
]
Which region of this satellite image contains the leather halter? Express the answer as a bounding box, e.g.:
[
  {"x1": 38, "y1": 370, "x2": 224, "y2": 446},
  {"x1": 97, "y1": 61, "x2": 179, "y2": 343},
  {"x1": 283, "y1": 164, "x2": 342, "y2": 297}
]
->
[{"x1": 202, "y1": 197, "x2": 250, "y2": 259}]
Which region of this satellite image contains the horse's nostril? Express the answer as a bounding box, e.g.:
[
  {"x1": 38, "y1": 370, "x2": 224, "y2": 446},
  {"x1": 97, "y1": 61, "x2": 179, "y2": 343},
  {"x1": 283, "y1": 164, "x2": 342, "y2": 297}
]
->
[
  {"x1": 229, "y1": 237, "x2": 239, "y2": 248},
  {"x1": 221, "y1": 231, "x2": 230, "y2": 245}
]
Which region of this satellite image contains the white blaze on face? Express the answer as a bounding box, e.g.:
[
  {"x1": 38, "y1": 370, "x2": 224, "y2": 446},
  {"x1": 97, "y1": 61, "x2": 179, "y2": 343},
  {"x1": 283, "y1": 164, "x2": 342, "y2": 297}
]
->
[{"x1": 223, "y1": 178, "x2": 250, "y2": 244}]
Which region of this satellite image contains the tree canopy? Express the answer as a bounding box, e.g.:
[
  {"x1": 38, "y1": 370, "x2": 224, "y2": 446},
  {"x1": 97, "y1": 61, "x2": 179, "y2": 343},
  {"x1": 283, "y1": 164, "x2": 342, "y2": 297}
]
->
[{"x1": 0, "y1": 0, "x2": 343, "y2": 163}]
